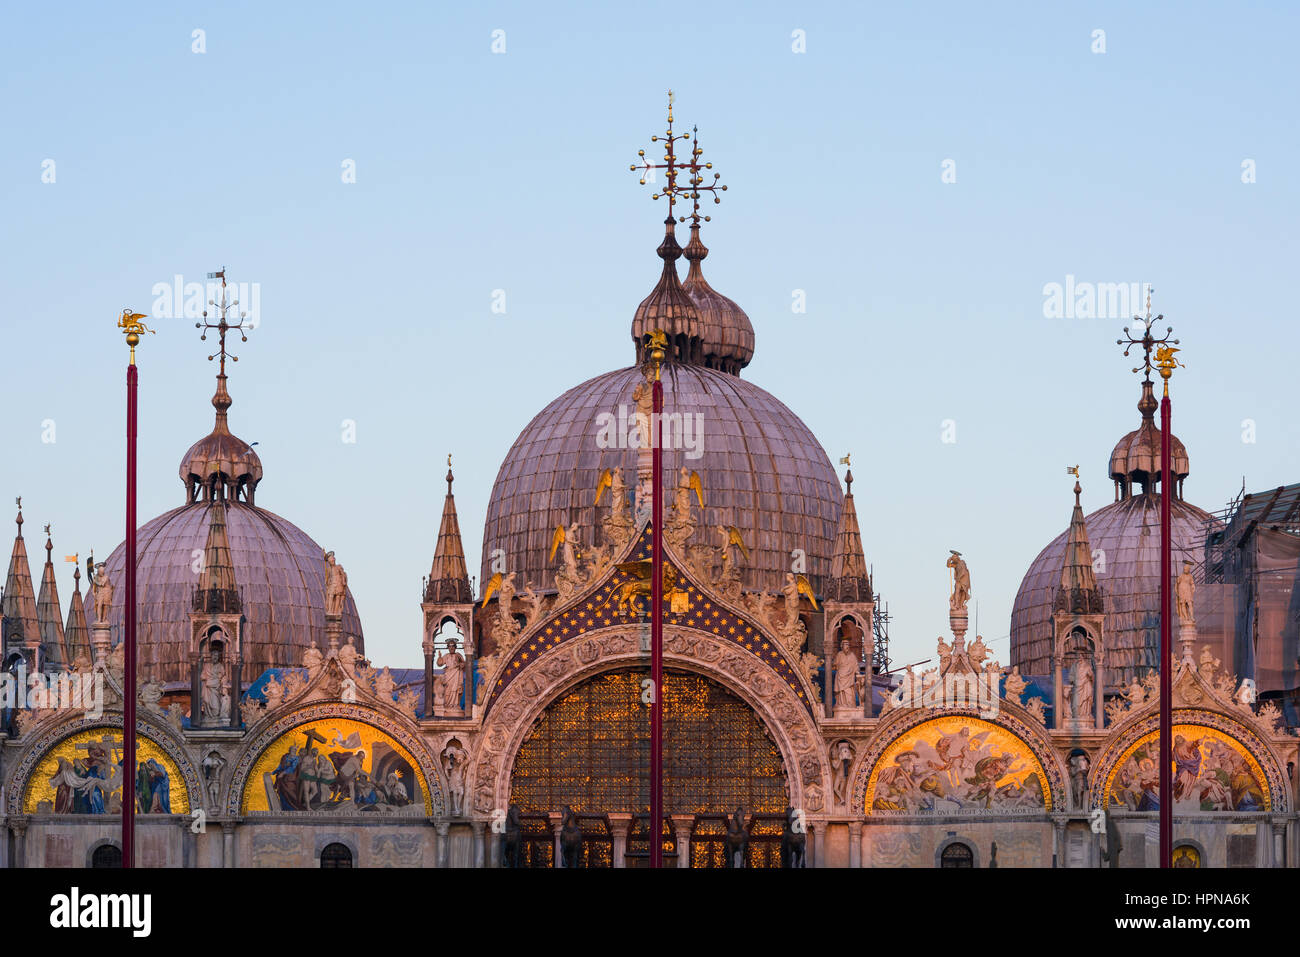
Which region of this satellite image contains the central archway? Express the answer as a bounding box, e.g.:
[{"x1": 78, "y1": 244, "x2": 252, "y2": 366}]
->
[{"x1": 510, "y1": 668, "x2": 788, "y2": 814}]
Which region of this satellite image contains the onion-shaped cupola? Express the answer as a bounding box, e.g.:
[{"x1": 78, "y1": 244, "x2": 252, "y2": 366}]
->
[
  {"x1": 180, "y1": 373, "x2": 264, "y2": 505},
  {"x1": 1109, "y1": 379, "x2": 1189, "y2": 501}
]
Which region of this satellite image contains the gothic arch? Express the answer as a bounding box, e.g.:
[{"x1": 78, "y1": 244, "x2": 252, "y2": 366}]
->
[
  {"x1": 471, "y1": 625, "x2": 828, "y2": 820},
  {"x1": 226, "y1": 702, "x2": 444, "y2": 816}
]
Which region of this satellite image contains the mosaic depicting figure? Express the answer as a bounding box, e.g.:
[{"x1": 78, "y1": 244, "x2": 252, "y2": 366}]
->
[
  {"x1": 247, "y1": 719, "x2": 429, "y2": 816},
  {"x1": 25, "y1": 731, "x2": 188, "y2": 815},
  {"x1": 866, "y1": 718, "x2": 1048, "y2": 814},
  {"x1": 1106, "y1": 726, "x2": 1269, "y2": 812}
]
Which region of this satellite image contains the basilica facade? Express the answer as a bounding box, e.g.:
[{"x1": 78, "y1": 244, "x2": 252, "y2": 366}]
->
[{"x1": 2, "y1": 152, "x2": 1296, "y2": 870}]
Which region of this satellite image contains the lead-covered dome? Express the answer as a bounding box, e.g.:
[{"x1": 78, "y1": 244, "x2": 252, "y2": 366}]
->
[
  {"x1": 481, "y1": 367, "x2": 842, "y2": 597},
  {"x1": 102, "y1": 370, "x2": 362, "y2": 686},
  {"x1": 1010, "y1": 380, "x2": 1213, "y2": 688}
]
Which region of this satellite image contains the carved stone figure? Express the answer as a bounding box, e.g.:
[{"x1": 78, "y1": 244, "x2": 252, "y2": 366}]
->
[
  {"x1": 1125, "y1": 677, "x2": 1146, "y2": 709},
  {"x1": 374, "y1": 666, "x2": 396, "y2": 701},
  {"x1": 599, "y1": 466, "x2": 635, "y2": 550},
  {"x1": 202, "y1": 750, "x2": 226, "y2": 807},
  {"x1": 1199, "y1": 645, "x2": 1220, "y2": 680},
  {"x1": 1069, "y1": 752, "x2": 1090, "y2": 809},
  {"x1": 442, "y1": 740, "x2": 469, "y2": 817},
  {"x1": 521, "y1": 581, "x2": 547, "y2": 631},
  {"x1": 263, "y1": 674, "x2": 284, "y2": 711},
  {"x1": 1176, "y1": 560, "x2": 1196, "y2": 625},
  {"x1": 554, "y1": 521, "x2": 588, "y2": 600},
  {"x1": 302, "y1": 640, "x2": 323, "y2": 678},
  {"x1": 493, "y1": 572, "x2": 520, "y2": 643},
  {"x1": 200, "y1": 645, "x2": 231, "y2": 723},
  {"x1": 139, "y1": 672, "x2": 165, "y2": 712},
  {"x1": 831, "y1": 741, "x2": 854, "y2": 806},
  {"x1": 338, "y1": 635, "x2": 360, "y2": 674},
  {"x1": 1072, "y1": 660, "x2": 1094, "y2": 726},
  {"x1": 435, "y1": 638, "x2": 466, "y2": 712},
  {"x1": 91, "y1": 562, "x2": 114, "y2": 625},
  {"x1": 1003, "y1": 665, "x2": 1027, "y2": 703},
  {"x1": 324, "y1": 551, "x2": 348, "y2": 618},
  {"x1": 946, "y1": 551, "x2": 971, "y2": 612},
  {"x1": 833, "y1": 640, "x2": 859, "y2": 709},
  {"x1": 968, "y1": 634, "x2": 988, "y2": 669}
]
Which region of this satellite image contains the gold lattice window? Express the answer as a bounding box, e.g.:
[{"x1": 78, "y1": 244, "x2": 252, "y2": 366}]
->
[{"x1": 509, "y1": 669, "x2": 788, "y2": 816}]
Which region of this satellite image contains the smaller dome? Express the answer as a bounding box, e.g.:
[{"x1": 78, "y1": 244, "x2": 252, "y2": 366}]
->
[
  {"x1": 1109, "y1": 379, "x2": 1188, "y2": 497},
  {"x1": 682, "y1": 223, "x2": 754, "y2": 375},
  {"x1": 631, "y1": 219, "x2": 702, "y2": 364},
  {"x1": 180, "y1": 374, "x2": 264, "y2": 505}
]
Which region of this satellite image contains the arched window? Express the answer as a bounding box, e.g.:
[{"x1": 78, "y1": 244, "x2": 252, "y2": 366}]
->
[
  {"x1": 91, "y1": 844, "x2": 123, "y2": 868},
  {"x1": 320, "y1": 843, "x2": 353, "y2": 868},
  {"x1": 940, "y1": 842, "x2": 974, "y2": 868}
]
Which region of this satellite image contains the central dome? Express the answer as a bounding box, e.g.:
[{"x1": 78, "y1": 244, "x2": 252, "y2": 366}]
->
[{"x1": 481, "y1": 365, "x2": 843, "y2": 596}]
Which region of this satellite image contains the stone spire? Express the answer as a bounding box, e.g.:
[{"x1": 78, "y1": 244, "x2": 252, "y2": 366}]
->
[
  {"x1": 36, "y1": 526, "x2": 68, "y2": 670},
  {"x1": 425, "y1": 461, "x2": 473, "y2": 604},
  {"x1": 826, "y1": 467, "x2": 871, "y2": 602},
  {"x1": 2, "y1": 504, "x2": 39, "y2": 656},
  {"x1": 195, "y1": 499, "x2": 240, "y2": 614},
  {"x1": 65, "y1": 563, "x2": 91, "y2": 667},
  {"x1": 1054, "y1": 481, "x2": 1103, "y2": 614}
]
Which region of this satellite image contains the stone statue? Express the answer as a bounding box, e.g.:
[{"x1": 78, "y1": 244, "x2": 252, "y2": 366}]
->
[
  {"x1": 968, "y1": 634, "x2": 988, "y2": 668},
  {"x1": 599, "y1": 466, "x2": 635, "y2": 549},
  {"x1": 91, "y1": 562, "x2": 114, "y2": 625},
  {"x1": 521, "y1": 581, "x2": 547, "y2": 631},
  {"x1": 302, "y1": 640, "x2": 323, "y2": 678},
  {"x1": 724, "y1": 806, "x2": 748, "y2": 868},
  {"x1": 435, "y1": 637, "x2": 466, "y2": 712},
  {"x1": 1069, "y1": 752, "x2": 1089, "y2": 809},
  {"x1": 560, "y1": 805, "x2": 583, "y2": 868},
  {"x1": 374, "y1": 666, "x2": 396, "y2": 701},
  {"x1": 936, "y1": 635, "x2": 952, "y2": 672},
  {"x1": 946, "y1": 551, "x2": 970, "y2": 612},
  {"x1": 632, "y1": 381, "x2": 653, "y2": 448},
  {"x1": 494, "y1": 572, "x2": 520, "y2": 642},
  {"x1": 1124, "y1": 677, "x2": 1146, "y2": 709},
  {"x1": 780, "y1": 807, "x2": 806, "y2": 869},
  {"x1": 1073, "y1": 660, "x2": 1094, "y2": 726},
  {"x1": 1003, "y1": 665, "x2": 1027, "y2": 703},
  {"x1": 338, "y1": 635, "x2": 360, "y2": 674},
  {"x1": 324, "y1": 551, "x2": 348, "y2": 618},
  {"x1": 202, "y1": 750, "x2": 226, "y2": 807},
  {"x1": 139, "y1": 671, "x2": 165, "y2": 712},
  {"x1": 442, "y1": 740, "x2": 469, "y2": 817},
  {"x1": 200, "y1": 645, "x2": 231, "y2": 723},
  {"x1": 833, "y1": 640, "x2": 859, "y2": 709},
  {"x1": 1176, "y1": 560, "x2": 1196, "y2": 625},
  {"x1": 263, "y1": 674, "x2": 284, "y2": 711},
  {"x1": 1059, "y1": 684, "x2": 1073, "y2": 722},
  {"x1": 1198, "y1": 645, "x2": 1220, "y2": 680},
  {"x1": 831, "y1": 741, "x2": 853, "y2": 806}
]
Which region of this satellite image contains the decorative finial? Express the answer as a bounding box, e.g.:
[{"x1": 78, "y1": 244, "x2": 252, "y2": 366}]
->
[
  {"x1": 14, "y1": 497, "x2": 22, "y2": 534},
  {"x1": 446, "y1": 453, "x2": 454, "y2": 492},
  {"x1": 196, "y1": 268, "x2": 251, "y2": 375},
  {"x1": 839, "y1": 454, "x2": 853, "y2": 488},
  {"x1": 117, "y1": 309, "x2": 153, "y2": 365},
  {"x1": 630, "y1": 92, "x2": 725, "y2": 224},
  {"x1": 1116, "y1": 288, "x2": 1177, "y2": 385},
  {"x1": 644, "y1": 329, "x2": 668, "y2": 382}
]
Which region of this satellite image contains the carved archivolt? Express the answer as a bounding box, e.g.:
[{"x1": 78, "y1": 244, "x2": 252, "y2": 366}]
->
[
  {"x1": 225, "y1": 702, "x2": 445, "y2": 816},
  {"x1": 470, "y1": 626, "x2": 827, "y2": 817},
  {"x1": 1089, "y1": 707, "x2": 1291, "y2": 813},
  {"x1": 5, "y1": 711, "x2": 203, "y2": 815}
]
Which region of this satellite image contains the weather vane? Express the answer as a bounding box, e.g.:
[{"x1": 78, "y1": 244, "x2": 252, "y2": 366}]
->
[
  {"x1": 196, "y1": 268, "x2": 250, "y2": 374},
  {"x1": 1116, "y1": 286, "x2": 1179, "y2": 388},
  {"x1": 630, "y1": 91, "x2": 726, "y2": 222}
]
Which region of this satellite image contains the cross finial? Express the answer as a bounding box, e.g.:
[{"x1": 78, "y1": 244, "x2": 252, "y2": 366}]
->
[
  {"x1": 195, "y1": 268, "x2": 251, "y2": 375},
  {"x1": 630, "y1": 92, "x2": 726, "y2": 223},
  {"x1": 1117, "y1": 288, "x2": 1177, "y2": 384}
]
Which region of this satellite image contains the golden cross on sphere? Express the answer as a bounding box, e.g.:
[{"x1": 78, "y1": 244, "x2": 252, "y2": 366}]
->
[{"x1": 629, "y1": 92, "x2": 727, "y2": 222}]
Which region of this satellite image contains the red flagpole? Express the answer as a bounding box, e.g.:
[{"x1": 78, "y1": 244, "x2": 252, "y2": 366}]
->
[
  {"x1": 650, "y1": 372, "x2": 664, "y2": 868},
  {"x1": 1159, "y1": 390, "x2": 1173, "y2": 867},
  {"x1": 123, "y1": 358, "x2": 137, "y2": 868}
]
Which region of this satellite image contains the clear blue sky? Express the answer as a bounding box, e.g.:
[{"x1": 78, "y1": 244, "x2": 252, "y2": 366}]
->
[{"x1": 2, "y1": 1, "x2": 1296, "y2": 671}]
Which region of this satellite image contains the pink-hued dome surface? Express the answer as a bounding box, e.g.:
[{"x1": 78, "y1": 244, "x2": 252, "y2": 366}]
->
[
  {"x1": 103, "y1": 501, "x2": 362, "y2": 686},
  {"x1": 481, "y1": 364, "x2": 843, "y2": 597}
]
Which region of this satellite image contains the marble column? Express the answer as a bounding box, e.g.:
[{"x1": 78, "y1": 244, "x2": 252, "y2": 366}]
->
[
  {"x1": 1052, "y1": 819, "x2": 1066, "y2": 868},
  {"x1": 671, "y1": 814, "x2": 694, "y2": 869},
  {"x1": 608, "y1": 813, "x2": 632, "y2": 868},
  {"x1": 486, "y1": 823, "x2": 501, "y2": 869},
  {"x1": 10, "y1": 821, "x2": 26, "y2": 868},
  {"x1": 848, "y1": 821, "x2": 862, "y2": 868},
  {"x1": 436, "y1": 821, "x2": 450, "y2": 868},
  {"x1": 1273, "y1": 820, "x2": 1286, "y2": 868},
  {"x1": 811, "y1": 822, "x2": 823, "y2": 868},
  {"x1": 221, "y1": 822, "x2": 235, "y2": 868},
  {"x1": 471, "y1": 820, "x2": 486, "y2": 869},
  {"x1": 549, "y1": 811, "x2": 563, "y2": 867}
]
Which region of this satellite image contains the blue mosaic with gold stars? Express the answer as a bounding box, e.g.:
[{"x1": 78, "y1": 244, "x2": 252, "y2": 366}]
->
[{"x1": 484, "y1": 524, "x2": 812, "y2": 717}]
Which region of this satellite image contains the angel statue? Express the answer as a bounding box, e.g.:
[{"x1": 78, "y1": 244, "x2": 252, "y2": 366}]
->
[
  {"x1": 780, "y1": 572, "x2": 819, "y2": 644},
  {"x1": 480, "y1": 570, "x2": 520, "y2": 642}
]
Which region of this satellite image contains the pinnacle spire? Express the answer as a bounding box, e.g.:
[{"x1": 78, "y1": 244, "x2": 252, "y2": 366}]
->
[
  {"x1": 1055, "y1": 481, "x2": 1103, "y2": 614},
  {"x1": 36, "y1": 526, "x2": 68, "y2": 669},
  {"x1": 65, "y1": 563, "x2": 91, "y2": 666},
  {"x1": 2, "y1": 504, "x2": 39, "y2": 656},
  {"x1": 826, "y1": 467, "x2": 871, "y2": 602},
  {"x1": 425, "y1": 461, "x2": 472, "y2": 604}
]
